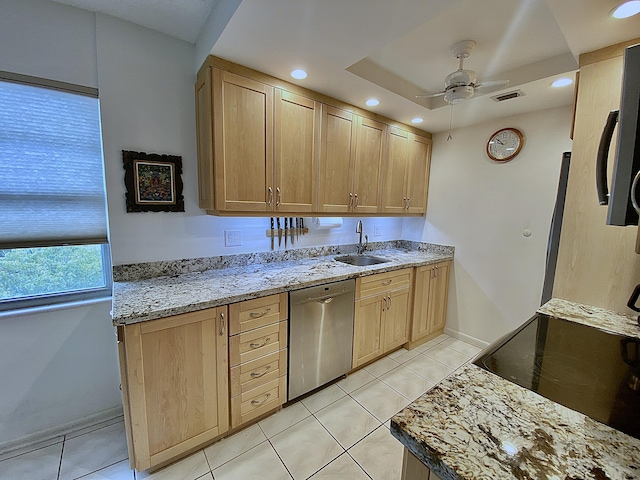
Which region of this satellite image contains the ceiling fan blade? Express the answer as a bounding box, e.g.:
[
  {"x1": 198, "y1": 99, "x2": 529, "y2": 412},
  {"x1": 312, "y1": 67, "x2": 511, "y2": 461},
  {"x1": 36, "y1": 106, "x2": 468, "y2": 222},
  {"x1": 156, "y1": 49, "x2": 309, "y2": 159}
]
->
[
  {"x1": 475, "y1": 79, "x2": 509, "y2": 91},
  {"x1": 416, "y1": 91, "x2": 445, "y2": 98}
]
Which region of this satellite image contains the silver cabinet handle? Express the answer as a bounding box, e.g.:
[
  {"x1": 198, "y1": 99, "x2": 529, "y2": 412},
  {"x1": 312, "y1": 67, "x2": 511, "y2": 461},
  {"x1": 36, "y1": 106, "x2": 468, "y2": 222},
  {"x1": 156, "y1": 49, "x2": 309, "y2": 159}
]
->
[
  {"x1": 434, "y1": 266, "x2": 439, "y2": 278},
  {"x1": 354, "y1": 193, "x2": 359, "y2": 208},
  {"x1": 407, "y1": 197, "x2": 410, "y2": 209},
  {"x1": 249, "y1": 337, "x2": 271, "y2": 349},
  {"x1": 381, "y1": 279, "x2": 392, "y2": 286},
  {"x1": 251, "y1": 393, "x2": 271, "y2": 406},
  {"x1": 387, "y1": 295, "x2": 391, "y2": 309},
  {"x1": 250, "y1": 365, "x2": 272, "y2": 378},
  {"x1": 268, "y1": 186, "x2": 273, "y2": 207},
  {"x1": 632, "y1": 171, "x2": 640, "y2": 214},
  {"x1": 382, "y1": 297, "x2": 388, "y2": 311},
  {"x1": 219, "y1": 312, "x2": 225, "y2": 336},
  {"x1": 349, "y1": 193, "x2": 353, "y2": 208},
  {"x1": 249, "y1": 307, "x2": 271, "y2": 318},
  {"x1": 276, "y1": 187, "x2": 281, "y2": 206}
]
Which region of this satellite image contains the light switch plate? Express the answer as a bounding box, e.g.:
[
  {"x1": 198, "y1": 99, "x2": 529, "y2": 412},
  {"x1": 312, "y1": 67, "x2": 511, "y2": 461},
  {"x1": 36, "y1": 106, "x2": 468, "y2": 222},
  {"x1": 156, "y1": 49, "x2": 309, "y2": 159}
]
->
[
  {"x1": 374, "y1": 225, "x2": 382, "y2": 237},
  {"x1": 225, "y1": 230, "x2": 242, "y2": 247}
]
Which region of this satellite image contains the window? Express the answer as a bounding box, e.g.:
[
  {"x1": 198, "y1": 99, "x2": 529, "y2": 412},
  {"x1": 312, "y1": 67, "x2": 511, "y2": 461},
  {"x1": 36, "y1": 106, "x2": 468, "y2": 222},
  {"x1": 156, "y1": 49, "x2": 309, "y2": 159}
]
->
[{"x1": 0, "y1": 72, "x2": 111, "y2": 310}]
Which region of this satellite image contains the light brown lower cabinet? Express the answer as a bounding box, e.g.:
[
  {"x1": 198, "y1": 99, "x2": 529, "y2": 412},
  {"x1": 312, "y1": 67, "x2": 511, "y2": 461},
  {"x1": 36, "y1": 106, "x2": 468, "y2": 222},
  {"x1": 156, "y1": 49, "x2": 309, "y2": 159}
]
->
[
  {"x1": 117, "y1": 306, "x2": 229, "y2": 472},
  {"x1": 352, "y1": 269, "x2": 413, "y2": 368},
  {"x1": 408, "y1": 261, "x2": 451, "y2": 349}
]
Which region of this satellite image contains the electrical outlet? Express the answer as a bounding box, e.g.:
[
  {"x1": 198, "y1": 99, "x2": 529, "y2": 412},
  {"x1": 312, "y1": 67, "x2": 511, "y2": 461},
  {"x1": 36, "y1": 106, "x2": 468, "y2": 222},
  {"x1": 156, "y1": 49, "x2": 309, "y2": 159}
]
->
[
  {"x1": 224, "y1": 230, "x2": 242, "y2": 247},
  {"x1": 374, "y1": 225, "x2": 382, "y2": 237}
]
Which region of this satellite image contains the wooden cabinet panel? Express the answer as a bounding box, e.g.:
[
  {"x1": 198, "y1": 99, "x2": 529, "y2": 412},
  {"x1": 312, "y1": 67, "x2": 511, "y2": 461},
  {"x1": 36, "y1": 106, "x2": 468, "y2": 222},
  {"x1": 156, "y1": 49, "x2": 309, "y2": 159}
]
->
[
  {"x1": 229, "y1": 293, "x2": 287, "y2": 335},
  {"x1": 353, "y1": 294, "x2": 385, "y2": 367},
  {"x1": 230, "y1": 349, "x2": 287, "y2": 397},
  {"x1": 406, "y1": 134, "x2": 432, "y2": 214},
  {"x1": 213, "y1": 69, "x2": 273, "y2": 212},
  {"x1": 384, "y1": 288, "x2": 411, "y2": 351},
  {"x1": 382, "y1": 127, "x2": 410, "y2": 214},
  {"x1": 230, "y1": 376, "x2": 287, "y2": 428},
  {"x1": 195, "y1": 67, "x2": 214, "y2": 209},
  {"x1": 410, "y1": 261, "x2": 451, "y2": 348},
  {"x1": 319, "y1": 105, "x2": 355, "y2": 212},
  {"x1": 121, "y1": 307, "x2": 228, "y2": 471},
  {"x1": 357, "y1": 268, "x2": 412, "y2": 298},
  {"x1": 229, "y1": 320, "x2": 286, "y2": 367},
  {"x1": 353, "y1": 116, "x2": 386, "y2": 213},
  {"x1": 274, "y1": 89, "x2": 320, "y2": 212}
]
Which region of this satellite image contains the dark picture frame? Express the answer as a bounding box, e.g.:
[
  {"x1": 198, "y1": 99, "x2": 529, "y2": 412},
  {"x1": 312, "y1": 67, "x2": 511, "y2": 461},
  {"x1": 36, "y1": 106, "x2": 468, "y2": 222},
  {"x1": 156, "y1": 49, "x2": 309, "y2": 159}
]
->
[{"x1": 122, "y1": 150, "x2": 185, "y2": 212}]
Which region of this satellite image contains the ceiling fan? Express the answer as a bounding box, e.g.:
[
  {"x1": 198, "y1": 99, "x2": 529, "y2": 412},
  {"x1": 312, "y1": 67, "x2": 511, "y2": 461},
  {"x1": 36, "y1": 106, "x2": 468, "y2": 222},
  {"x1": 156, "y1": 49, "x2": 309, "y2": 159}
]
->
[{"x1": 417, "y1": 40, "x2": 509, "y2": 105}]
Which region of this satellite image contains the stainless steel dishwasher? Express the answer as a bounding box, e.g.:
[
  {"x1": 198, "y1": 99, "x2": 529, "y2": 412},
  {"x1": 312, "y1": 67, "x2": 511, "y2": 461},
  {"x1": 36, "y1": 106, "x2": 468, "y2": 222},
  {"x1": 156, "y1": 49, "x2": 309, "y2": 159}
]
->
[{"x1": 288, "y1": 279, "x2": 355, "y2": 401}]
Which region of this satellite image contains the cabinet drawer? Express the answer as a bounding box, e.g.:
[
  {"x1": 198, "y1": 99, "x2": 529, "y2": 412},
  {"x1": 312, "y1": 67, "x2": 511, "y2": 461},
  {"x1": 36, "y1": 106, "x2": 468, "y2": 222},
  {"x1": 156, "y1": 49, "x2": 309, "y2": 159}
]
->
[
  {"x1": 230, "y1": 376, "x2": 286, "y2": 428},
  {"x1": 357, "y1": 268, "x2": 413, "y2": 299},
  {"x1": 229, "y1": 321, "x2": 287, "y2": 367},
  {"x1": 230, "y1": 349, "x2": 287, "y2": 397},
  {"x1": 229, "y1": 293, "x2": 288, "y2": 335}
]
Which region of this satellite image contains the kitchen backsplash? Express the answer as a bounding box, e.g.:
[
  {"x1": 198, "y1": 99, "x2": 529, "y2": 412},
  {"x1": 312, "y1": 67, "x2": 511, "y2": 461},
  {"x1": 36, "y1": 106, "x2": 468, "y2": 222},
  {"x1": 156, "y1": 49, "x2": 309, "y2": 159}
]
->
[{"x1": 112, "y1": 241, "x2": 454, "y2": 282}]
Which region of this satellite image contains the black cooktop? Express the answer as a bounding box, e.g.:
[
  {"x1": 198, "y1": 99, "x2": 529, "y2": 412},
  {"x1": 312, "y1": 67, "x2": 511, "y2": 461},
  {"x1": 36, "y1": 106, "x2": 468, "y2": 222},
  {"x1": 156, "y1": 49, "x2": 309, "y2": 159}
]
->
[{"x1": 474, "y1": 313, "x2": 640, "y2": 440}]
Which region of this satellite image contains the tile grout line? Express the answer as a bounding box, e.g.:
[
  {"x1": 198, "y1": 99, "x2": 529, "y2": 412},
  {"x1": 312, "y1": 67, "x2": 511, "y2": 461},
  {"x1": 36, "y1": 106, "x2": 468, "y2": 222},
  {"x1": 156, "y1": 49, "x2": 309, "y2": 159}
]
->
[{"x1": 265, "y1": 436, "x2": 296, "y2": 480}]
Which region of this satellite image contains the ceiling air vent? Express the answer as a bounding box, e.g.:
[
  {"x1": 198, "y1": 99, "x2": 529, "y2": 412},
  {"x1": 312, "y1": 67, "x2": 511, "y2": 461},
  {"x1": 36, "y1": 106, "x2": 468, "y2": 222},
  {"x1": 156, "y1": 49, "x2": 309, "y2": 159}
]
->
[{"x1": 490, "y1": 90, "x2": 525, "y2": 102}]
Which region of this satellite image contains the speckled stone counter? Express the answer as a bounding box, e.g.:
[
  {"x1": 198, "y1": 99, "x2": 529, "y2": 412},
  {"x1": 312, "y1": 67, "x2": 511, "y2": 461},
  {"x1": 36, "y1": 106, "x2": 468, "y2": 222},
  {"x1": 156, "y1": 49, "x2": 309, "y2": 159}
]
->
[
  {"x1": 391, "y1": 299, "x2": 640, "y2": 480},
  {"x1": 111, "y1": 241, "x2": 453, "y2": 325}
]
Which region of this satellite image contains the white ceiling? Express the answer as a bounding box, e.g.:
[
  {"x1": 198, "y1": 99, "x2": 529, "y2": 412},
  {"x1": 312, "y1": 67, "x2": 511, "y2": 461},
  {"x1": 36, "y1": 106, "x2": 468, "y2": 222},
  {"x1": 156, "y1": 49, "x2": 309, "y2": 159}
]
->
[{"x1": 50, "y1": 0, "x2": 640, "y2": 133}]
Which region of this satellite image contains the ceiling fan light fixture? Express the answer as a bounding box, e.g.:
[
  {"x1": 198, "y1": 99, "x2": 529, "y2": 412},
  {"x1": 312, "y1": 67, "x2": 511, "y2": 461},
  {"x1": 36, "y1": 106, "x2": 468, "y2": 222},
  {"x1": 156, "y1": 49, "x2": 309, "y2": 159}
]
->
[
  {"x1": 444, "y1": 86, "x2": 474, "y2": 104},
  {"x1": 611, "y1": 1, "x2": 640, "y2": 18}
]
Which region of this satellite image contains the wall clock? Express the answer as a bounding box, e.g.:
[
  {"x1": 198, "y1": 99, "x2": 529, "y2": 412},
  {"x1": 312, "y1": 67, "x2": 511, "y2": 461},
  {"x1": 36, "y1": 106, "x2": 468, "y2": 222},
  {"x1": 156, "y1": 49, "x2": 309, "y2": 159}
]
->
[{"x1": 486, "y1": 128, "x2": 524, "y2": 162}]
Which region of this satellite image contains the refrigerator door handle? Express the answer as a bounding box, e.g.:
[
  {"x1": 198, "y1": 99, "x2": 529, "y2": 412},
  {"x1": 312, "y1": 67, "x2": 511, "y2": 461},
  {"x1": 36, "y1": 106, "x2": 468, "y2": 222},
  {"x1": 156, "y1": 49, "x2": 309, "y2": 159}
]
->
[{"x1": 596, "y1": 110, "x2": 619, "y2": 206}]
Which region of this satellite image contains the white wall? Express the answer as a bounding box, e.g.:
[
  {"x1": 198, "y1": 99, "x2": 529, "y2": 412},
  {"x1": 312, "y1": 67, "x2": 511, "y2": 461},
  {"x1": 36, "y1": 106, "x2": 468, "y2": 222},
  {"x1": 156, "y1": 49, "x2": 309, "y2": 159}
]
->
[
  {"x1": 404, "y1": 106, "x2": 573, "y2": 345},
  {"x1": 0, "y1": 0, "x2": 403, "y2": 446}
]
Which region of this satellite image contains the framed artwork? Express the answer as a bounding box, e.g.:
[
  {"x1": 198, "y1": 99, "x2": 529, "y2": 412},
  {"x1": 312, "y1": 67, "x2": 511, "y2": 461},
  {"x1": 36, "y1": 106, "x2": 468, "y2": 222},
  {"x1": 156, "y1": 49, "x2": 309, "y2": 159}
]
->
[{"x1": 122, "y1": 150, "x2": 185, "y2": 212}]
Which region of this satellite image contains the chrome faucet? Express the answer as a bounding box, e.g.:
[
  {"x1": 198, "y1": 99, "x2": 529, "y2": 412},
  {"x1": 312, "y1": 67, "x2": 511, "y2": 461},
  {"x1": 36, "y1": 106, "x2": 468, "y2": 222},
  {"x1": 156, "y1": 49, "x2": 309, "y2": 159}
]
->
[{"x1": 356, "y1": 220, "x2": 368, "y2": 254}]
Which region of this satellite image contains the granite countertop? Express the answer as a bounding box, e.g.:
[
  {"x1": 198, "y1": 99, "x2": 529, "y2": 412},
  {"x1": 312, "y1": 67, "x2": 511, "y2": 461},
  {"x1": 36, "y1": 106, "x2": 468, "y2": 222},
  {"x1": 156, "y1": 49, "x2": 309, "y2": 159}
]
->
[
  {"x1": 391, "y1": 298, "x2": 640, "y2": 480},
  {"x1": 111, "y1": 241, "x2": 454, "y2": 325}
]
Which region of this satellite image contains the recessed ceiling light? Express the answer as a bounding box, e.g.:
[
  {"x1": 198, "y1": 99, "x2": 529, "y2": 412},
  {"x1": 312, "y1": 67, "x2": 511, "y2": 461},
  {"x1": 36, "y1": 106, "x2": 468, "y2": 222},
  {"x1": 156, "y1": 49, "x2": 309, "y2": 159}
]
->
[
  {"x1": 411, "y1": 117, "x2": 424, "y2": 124},
  {"x1": 365, "y1": 98, "x2": 380, "y2": 107},
  {"x1": 611, "y1": 1, "x2": 640, "y2": 18},
  {"x1": 290, "y1": 69, "x2": 307, "y2": 80},
  {"x1": 551, "y1": 78, "x2": 573, "y2": 88}
]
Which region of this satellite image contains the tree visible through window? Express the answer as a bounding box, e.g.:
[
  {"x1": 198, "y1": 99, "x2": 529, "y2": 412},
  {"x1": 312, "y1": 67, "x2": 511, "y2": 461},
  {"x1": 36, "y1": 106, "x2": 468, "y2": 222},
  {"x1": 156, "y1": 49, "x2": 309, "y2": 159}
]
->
[{"x1": 0, "y1": 73, "x2": 110, "y2": 309}]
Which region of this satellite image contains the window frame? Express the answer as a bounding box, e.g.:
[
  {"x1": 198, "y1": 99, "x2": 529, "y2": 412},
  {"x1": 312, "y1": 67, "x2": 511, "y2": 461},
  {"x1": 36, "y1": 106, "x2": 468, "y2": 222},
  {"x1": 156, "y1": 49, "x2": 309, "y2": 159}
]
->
[{"x1": 0, "y1": 72, "x2": 111, "y2": 313}]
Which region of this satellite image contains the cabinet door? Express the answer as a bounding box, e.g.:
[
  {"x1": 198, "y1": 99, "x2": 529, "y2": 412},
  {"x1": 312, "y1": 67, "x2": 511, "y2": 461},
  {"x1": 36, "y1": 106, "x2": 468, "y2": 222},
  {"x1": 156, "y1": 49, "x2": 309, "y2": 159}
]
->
[
  {"x1": 383, "y1": 287, "x2": 411, "y2": 352},
  {"x1": 353, "y1": 294, "x2": 385, "y2": 368},
  {"x1": 319, "y1": 105, "x2": 356, "y2": 212},
  {"x1": 406, "y1": 134, "x2": 432, "y2": 214},
  {"x1": 274, "y1": 89, "x2": 320, "y2": 212},
  {"x1": 381, "y1": 127, "x2": 410, "y2": 214},
  {"x1": 411, "y1": 265, "x2": 435, "y2": 341},
  {"x1": 213, "y1": 69, "x2": 273, "y2": 212},
  {"x1": 122, "y1": 307, "x2": 228, "y2": 471},
  {"x1": 428, "y1": 262, "x2": 450, "y2": 332},
  {"x1": 195, "y1": 67, "x2": 214, "y2": 210},
  {"x1": 353, "y1": 116, "x2": 386, "y2": 213}
]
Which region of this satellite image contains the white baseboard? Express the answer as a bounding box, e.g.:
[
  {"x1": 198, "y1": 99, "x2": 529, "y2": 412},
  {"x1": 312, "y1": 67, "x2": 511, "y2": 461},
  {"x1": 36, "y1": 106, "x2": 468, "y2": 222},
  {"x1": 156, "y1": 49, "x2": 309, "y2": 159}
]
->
[
  {"x1": 443, "y1": 328, "x2": 489, "y2": 349},
  {"x1": 0, "y1": 405, "x2": 124, "y2": 456}
]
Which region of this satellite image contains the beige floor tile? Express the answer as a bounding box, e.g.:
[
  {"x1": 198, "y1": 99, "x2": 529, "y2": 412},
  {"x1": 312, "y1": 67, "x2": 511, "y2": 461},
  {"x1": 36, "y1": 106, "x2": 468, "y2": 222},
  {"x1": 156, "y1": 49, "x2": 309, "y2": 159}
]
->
[
  {"x1": 380, "y1": 365, "x2": 434, "y2": 401},
  {"x1": 315, "y1": 396, "x2": 381, "y2": 449},
  {"x1": 212, "y1": 442, "x2": 291, "y2": 480},
  {"x1": 136, "y1": 450, "x2": 209, "y2": 480},
  {"x1": 59, "y1": 421, "x2": 128, "y2": 480},
  {"x1": 0, "y1": 437, "x2": 64, "y2": 463},
  {"x1": 270, "y1": 416, "x2": 343, "y2": 480},
  {"x1": 404, "y1": 354, "x2": 454, "y2": 385},
  {"x1": 412, "y1": 338, "x2": 442, "y2": 353},
  {"x1": 336, "y1": 369, "x2": 376, "y2": 394},
  {"x1": 80, "y1": 459, "x2": 134, "y2": 479},
  {"x1": 423, "y1": 344, "x2": 471, "y2": 370},
  {"x1": 391, "y1": 347, "x2": 422, "y2": 364},
  {"x1": 308, "y1": 453, "x2": 370, "y2": 480},
  {"x1": 0, "y1": 442, "x2": 62, "y2": 480},
  {"x1": 440, "y1": 337, "x2": 482, "y2": 358},
  {"x1": 204, "y1": 423, "x2": 266, "y2": 470},
  {"x1": 387, "y1": 348, "x2": 409, "y2": 360},
  {"x1": 349, "y1": 425, "x2": 404, "y2": 480},
  {"x1": 258, "y1": 402, "x2": 311, "y2": 439},
  {"x1": 363, "y1": 356, "x2": 400, "y2": 378},
  {"x1": 351, "y1": 379, "x2": 411, "y2": 422},
  {"x1": 66, "y1": 416, "x2": 126, "y2": 440},
  {"x1": 300, "y1": 384, "x2": 346, "y2": 413}
]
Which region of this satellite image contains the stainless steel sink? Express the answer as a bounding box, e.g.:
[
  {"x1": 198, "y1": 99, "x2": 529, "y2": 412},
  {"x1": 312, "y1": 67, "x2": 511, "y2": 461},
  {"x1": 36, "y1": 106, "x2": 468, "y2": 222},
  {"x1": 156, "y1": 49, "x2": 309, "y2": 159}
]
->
[{"x1": 334, "y1": 255, "x2": 389, "y2": 266}]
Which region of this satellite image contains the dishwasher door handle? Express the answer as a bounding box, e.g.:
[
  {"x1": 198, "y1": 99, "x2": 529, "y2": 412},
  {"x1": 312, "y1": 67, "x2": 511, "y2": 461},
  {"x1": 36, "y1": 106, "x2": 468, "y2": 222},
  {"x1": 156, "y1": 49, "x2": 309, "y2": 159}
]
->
[{"x1": 316, "y1": 297, "x2": 334, "y2": 304}]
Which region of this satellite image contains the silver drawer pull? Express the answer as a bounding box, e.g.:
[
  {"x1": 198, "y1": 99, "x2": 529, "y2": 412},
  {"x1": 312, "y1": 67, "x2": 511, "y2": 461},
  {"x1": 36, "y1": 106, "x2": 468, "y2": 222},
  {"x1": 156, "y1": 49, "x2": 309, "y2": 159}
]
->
[
  {"x1": 249, "y1": 337, "x2": 271, "y2": 349},
  {"x1": 249, "y1": 307, "x2": 271, "y2": 318},
  {"x1": 381, "y1": 279, "x2": 392, "y2": 286},
  {"x1": 250, "y1": 365, "x2": 272, "y2": 378},
  {"x1": 251, "y1": 393, "x2": 271, "y2": 406}
]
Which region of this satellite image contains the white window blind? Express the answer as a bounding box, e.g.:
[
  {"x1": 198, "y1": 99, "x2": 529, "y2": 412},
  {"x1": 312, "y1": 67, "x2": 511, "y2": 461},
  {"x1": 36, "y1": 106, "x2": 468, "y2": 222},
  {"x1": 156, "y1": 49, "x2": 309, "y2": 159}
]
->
[{"x1": 0, "y1": 77, "x2": 108, "y2": 249}]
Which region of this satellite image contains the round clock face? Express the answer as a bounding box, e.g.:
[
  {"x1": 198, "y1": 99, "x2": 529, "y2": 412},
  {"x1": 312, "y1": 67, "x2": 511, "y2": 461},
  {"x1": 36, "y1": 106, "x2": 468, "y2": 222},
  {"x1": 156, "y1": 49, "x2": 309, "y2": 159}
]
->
[{"x1": 487, "y1": 128, "x2": 524, "y2": 162}]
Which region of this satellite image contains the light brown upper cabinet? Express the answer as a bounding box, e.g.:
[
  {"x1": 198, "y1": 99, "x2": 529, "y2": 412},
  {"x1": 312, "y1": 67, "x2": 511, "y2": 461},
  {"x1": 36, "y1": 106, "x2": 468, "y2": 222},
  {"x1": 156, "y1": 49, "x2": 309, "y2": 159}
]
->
[
  {"x1": 196, "y1": 56, "x2": 431, "y2": 216},
  {"x1": 381, "y1": 127, "x2": 432, "y2": 214},
  {"x1": 318, "y1": 106, "x2": 386, "y2": 213}
]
